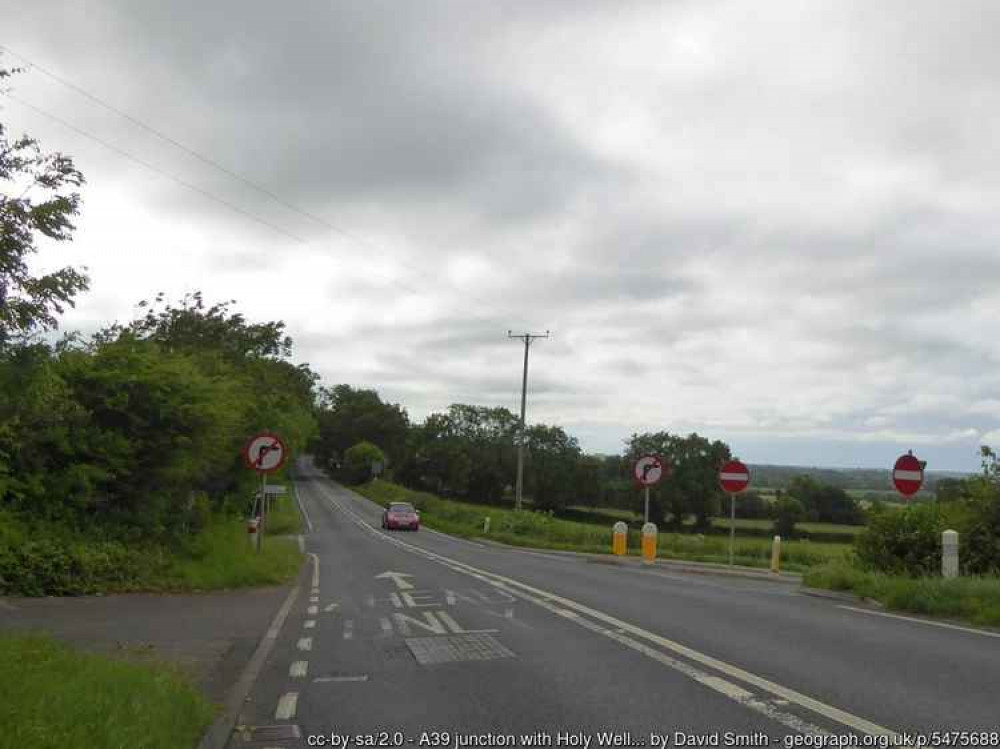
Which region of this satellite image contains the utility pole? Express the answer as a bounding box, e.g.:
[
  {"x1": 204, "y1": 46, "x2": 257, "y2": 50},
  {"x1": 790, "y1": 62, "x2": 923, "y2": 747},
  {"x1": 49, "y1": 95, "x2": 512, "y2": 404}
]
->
[{"x1": 508, "y1": 330, "x2": 549, "y2": 511}]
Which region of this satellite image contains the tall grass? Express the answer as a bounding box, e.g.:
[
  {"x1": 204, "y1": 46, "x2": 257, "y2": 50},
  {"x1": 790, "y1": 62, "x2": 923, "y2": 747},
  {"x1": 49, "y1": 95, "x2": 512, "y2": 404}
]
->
[
  {"x1": 805, "y1": 562, "x2": 1000, "y2": 627},
  {"x1": 0, "y1": 634, "x2": 215, "y2": 749},
  {"x1": 355, "y1": 481, "x2": 850, "y2": 571}
]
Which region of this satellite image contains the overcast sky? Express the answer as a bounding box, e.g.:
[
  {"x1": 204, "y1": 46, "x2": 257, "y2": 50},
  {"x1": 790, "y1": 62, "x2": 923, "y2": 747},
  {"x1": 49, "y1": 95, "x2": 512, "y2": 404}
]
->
[{"x1": 4, "y1": 1, "x2": 999, "y2": 470}]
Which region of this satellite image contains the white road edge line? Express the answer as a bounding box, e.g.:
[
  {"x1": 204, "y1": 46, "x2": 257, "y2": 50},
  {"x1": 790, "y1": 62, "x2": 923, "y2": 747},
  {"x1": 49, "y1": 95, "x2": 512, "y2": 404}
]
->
[
  {"x1": 316, "y1": 479, "x2": 905, "y2": 742},
  {"x1": 275, "y1": 692, "x2": 298, "y2": 720},
  {"x1": 837, "y1": 605, "x2": 1000, "y2": 639},
  {"x1": 309, "y1": 552, "x2": 320, "y2": 589},
  {"x1": 295, "y1": 483, "x2": 314, "y2": 532}
]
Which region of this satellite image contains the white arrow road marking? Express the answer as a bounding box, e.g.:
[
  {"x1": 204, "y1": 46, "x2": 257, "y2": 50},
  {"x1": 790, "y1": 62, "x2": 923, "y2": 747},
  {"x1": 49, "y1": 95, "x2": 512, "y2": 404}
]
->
[
  {"x1": 374, "y1": 571, "x2": 415, "y2": 590},
  {"x1": 290, "y1": 661, "x2": 308, "y2": 678},
  {"x1": 275, "y1": 692, "x2": 298, "y2": 720},
  {"x1": 297, "y1": 637, "x2": 312, "y2": 651},
  {"x1": 324, "y1": 603, "x2": 339, "y2": 612},
  {"x1": 318, "y1": 481, "x2": 909, "y2": 743}
]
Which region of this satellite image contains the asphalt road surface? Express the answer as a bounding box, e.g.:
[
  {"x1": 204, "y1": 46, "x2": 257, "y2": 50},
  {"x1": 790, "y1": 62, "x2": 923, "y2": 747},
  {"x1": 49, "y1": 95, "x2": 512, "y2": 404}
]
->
[{"x1": 229, "y1": 459, "x2": 1000, "y2": 748}]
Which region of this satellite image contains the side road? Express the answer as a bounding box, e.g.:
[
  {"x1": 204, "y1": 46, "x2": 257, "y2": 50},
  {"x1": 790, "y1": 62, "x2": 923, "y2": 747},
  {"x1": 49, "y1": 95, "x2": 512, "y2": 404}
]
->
[{"x1": 0, "y1": 581, "x2": 296, "y2": 706}]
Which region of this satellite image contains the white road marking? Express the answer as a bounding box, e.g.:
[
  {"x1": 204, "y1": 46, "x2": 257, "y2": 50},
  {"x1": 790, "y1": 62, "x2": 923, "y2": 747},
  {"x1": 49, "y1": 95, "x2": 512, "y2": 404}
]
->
[
  {"x1": 375, "y1": 571, "x2": 415, "y2": 590},
  {"x1": 314, "y1": 675, "x2": 369, "y2": 683},
  {"x1": 324, "y1": 603, "x2": 339, "y2": 612},
  {"x1": 304, "y1": 619, "x2": 316, "y2": 629},
  {"x1": 307, "y1": 605, "x2": 318, "y2": 615},
  {"x1": 343, "y1": 620, "x2": 354, "y2": 640},
  {"x1": 379, "y1": 617, "x2": 393, "y2": 636},
  {"x1": 309, "y1": 596, "x2": 319, "y2": 604},
  {"x1": 296, "y1": 485, "x2": 314, "y2": 532},
  {"x1": 317, "y1": 481, "x2": 906, "y2": 742},
  {"x1": 309, "y1": 552, "x2": 320, "y2": 589},
  {"x1": 297, "y1": 637, "x2": 312, "y2": 651},
  {"x1": 838, "y1": 605, "x2": 1000, "y2": 639},
  {"x1": 297, "y1": 535, "x2": 305, "y2": 552},
  {"x1": 290, "y1": 661, "x2": 308, "y2": 678},
  {"x1": 275, "y1": 692, "x2": 298, "y2": 720}
]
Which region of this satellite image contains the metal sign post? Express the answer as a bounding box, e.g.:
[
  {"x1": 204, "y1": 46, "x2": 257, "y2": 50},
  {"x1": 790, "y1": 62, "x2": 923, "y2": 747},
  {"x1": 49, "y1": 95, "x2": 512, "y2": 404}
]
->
[
  {"x1": 243, "y1": 431, "x2": 289, "y2": 555},
  {"x1": 633, "y1": 455, "x2": 666, "y2": 525},
  {"x1": 719, "y1": 459, "x2": 751, "y2": 568}
]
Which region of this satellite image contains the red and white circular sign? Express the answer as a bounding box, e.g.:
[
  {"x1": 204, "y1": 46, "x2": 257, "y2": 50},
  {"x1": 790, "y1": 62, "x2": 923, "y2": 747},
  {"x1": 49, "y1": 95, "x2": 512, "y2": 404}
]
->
[
  {"x1": 634, "y1": 455, "x2": 666, "y2": 486},
  {"x1": 892, "y1": 452, "x2": 924, "y2": 498},
  {"x1": 719, "y1": 459, "x2": 751, "y2": 494},
  {"x1": 243, "y1": 432, "x2": 288, "y2": 474}
]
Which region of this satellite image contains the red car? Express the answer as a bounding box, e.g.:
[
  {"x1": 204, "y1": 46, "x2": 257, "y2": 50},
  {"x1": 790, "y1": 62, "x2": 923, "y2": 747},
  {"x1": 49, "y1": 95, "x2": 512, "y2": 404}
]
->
[{"x1": 382, "y1": 502, "x2": 420, "y2": 531}]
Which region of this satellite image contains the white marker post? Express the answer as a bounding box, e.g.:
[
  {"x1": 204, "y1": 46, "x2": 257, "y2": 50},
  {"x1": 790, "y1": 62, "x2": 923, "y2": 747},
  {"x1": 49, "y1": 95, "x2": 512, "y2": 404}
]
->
[{"x1": 942, "y1": 530, "x2": 959, "y2": 579}]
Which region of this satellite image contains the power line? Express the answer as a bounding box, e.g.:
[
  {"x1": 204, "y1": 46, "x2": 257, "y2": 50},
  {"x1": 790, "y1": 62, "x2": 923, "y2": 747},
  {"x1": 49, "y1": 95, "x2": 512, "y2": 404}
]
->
[{"x1": 4, "y1": 93, "x2": 311, "y2": 244}]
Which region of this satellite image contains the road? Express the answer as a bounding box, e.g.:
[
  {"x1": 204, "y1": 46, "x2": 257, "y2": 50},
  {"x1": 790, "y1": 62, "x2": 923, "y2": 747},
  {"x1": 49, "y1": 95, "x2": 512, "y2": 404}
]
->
[{"x1": 229, "y1": 459, "x2": 1000, "y2": 747}]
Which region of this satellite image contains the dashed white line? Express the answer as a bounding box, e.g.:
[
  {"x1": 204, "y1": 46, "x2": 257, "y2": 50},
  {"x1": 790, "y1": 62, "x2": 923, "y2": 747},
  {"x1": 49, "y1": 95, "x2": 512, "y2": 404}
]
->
[
  {"x1": 324, "y1": 603, "x2": 339, "y2": 612},
  {"x1": 314, "y1": 674, "x2": 369, "y2": 683},
  {"x1": 275, "y1": 692, "x2": 298, "y2": 720},
  {"x1": 307, "y1": 605, "x2": 318, "y2": 615},
  {"x1": 343, "y1": 620, "x2": 354, "y2": 640},
  {"x1": 290, "y1": 661, "x2": 308, "y2": 678},
  {"x1": 297, "y1": 637, "x2": 312, "y2": 651},
  {"x1": 304, "y1": 619, "x2": 316, "y2": 629}
]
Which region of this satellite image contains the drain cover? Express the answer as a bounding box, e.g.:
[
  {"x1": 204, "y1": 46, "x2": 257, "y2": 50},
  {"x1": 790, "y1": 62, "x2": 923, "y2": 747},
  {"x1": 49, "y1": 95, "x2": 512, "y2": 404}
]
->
[
  {"x1": 243, "y1": 724, "x2": 302, "y2": 742},
  {"x1": 405, "y1": 634, "x2": 515, "y2": 665}
]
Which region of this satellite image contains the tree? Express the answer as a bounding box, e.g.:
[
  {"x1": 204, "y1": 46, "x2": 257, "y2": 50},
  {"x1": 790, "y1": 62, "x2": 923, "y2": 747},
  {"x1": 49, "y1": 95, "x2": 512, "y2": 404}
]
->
[
  {"x1": 625, "y1": 431, "x2": 731, "y2": 530},
  {"x1": 315, "y1": 385, "x2": 409, "y2": 468},
  {"x1": 773, "y1": 496, "x2": 804, "y2": 538},
  {"x1": 0, "y1": 69, "x2": 90, "y2": 347},
  {"x1": 342, "y1": 441, "x2": 386, "y2": 485},
  {"x1": 525, "y1": 423, "x2": 581, "y2": 511},
  {"x1": 787, "y1": 474, "x2": 863, "y2": 525}
]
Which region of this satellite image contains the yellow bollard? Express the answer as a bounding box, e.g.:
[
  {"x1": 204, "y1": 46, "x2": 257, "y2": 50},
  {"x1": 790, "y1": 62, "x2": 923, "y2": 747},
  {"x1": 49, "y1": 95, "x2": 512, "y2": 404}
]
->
[
  {"x1": 771, "y1": 535, "x2": 781, "y2": 573},
  {"x1": 612, "y1": 521, "x2": 628, "y2": 556},
  {"x1": 641, "y1": 522, "x2": 657, "y2": 564}
]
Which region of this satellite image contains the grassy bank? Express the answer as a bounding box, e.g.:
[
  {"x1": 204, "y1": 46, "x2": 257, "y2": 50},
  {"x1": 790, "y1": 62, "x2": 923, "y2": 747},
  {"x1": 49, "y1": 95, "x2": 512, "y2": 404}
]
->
[
  {"x1": 0, "y1": 634, "x2": 214, "y2": 749},
  {"x1": 805, "y1": 562, "x2": 1000, "y2": 627},
  {"x1": 0, "y1": 509, "x2": 303, "y2": 596},
  {"x1": 355, "y1": 480, "x2": 850, "y2": 572}
]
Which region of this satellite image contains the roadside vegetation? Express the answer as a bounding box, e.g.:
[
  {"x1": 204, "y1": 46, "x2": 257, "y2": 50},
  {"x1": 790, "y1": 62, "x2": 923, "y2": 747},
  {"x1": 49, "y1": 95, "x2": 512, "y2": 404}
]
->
[
  {"x1": 356, "y1": 479, "x2": 851, "y2": 572},
  {"x1": 0, "y1": 634, "x2": 214, "y2": 749},
  {"x1": 0, "y1": 73, "x2": 312, "y2": 596}
]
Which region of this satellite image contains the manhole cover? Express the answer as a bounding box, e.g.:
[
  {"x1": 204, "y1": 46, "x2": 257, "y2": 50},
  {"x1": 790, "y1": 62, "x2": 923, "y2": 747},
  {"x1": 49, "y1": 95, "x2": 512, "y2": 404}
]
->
[
  {"x1": 405, "y1": 634, "x2": 515, "y2": 665},
  {"x1": 243, "y1": 724, "x2": 301, "y2": 742}
]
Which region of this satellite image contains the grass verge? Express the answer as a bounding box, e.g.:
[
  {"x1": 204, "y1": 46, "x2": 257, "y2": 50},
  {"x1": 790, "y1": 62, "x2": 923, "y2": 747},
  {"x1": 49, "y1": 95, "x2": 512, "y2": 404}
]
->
[
  {"x1": 804, "y1": 561, "x2": 1000, "y2": 627},
  {"x1": 260, "y1": 480, "x2": 304, "y2": 536},
  {"x1": 355, "y1": 480, "x2": 850, "y2": 572},
  {"x1": 0, "y1": 510, "x2": 304, "y2": 596},
  {"x1": 0, "y1": 634, "x2": 214, "y2": 749}
]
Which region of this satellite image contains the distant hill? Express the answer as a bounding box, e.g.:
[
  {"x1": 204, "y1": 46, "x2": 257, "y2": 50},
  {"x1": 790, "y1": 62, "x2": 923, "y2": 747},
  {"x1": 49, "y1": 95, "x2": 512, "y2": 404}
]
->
[{"x1": 747, "y1": 464, "x2": 971, "y2": 494}]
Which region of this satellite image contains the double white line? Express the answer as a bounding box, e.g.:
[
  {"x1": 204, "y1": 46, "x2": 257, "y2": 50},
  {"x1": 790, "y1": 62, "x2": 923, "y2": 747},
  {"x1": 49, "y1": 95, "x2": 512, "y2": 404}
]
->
[{"x1": 313, "y1": 479, "x2": 906, "y2": 741}]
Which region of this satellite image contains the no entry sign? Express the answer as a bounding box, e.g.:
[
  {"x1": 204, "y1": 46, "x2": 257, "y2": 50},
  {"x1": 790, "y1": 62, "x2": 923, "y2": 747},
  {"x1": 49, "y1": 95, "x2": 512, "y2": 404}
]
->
[
  {"x1": 244, "y1": 432, "x2": 288, "y2": 474},
  {"x1": 719, "y1": 459, "x2": 751, "y2": 494},
  {"x1": 634, "y1": 455, "x2": 666, "y2": 486},
  {"x1": 892, "y1": 452, "x2": 924, "y2": 498}
]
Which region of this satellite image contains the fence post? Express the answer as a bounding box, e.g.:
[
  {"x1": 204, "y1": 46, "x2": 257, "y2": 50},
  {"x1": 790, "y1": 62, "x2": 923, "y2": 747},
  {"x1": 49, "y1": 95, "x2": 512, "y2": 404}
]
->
[
  {"x1": 942, "y1": 529, "x2": 959, "y2": 579},
  {"x1": 483, "y1": 516, "x2": 491, "y2": 534}
]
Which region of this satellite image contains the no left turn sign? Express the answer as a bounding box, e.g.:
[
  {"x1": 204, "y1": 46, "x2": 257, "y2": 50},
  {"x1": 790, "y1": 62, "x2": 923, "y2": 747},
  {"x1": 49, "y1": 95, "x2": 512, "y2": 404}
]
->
[{"x1": 243, "y1": 432, "x2": 288, "y2": 474}]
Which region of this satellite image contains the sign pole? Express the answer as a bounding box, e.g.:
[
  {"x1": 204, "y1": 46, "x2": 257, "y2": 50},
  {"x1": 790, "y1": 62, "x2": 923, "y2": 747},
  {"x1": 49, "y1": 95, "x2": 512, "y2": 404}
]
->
[
  {"x1": 258, "y1": 472, "x2": 266, "y2": 553},
  {"x1": 728, "y1": 493, "x2": 736, "y2": 567},
  {"x1": 644, "y1": 485, "x2": 650, "y2": 525}
]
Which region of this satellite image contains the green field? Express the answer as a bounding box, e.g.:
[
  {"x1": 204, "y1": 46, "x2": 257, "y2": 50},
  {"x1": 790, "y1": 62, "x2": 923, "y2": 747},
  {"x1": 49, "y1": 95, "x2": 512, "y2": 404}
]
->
[
  {"x1": 356, "y1": 481, "x2": 852, "y2": 572},
  {"x1": 0, "y1": 634, "x2": 215, "y2": 749}
]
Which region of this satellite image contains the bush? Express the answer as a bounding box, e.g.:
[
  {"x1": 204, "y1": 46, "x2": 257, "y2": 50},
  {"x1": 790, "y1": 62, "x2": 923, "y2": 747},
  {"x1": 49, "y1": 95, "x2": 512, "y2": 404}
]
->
[
  {"x1": 342, "y1": 441, "x2": 386, "y2": 485},
  {"x1": 856, "y1": 503, "x2": 950, "y2": 575}
]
